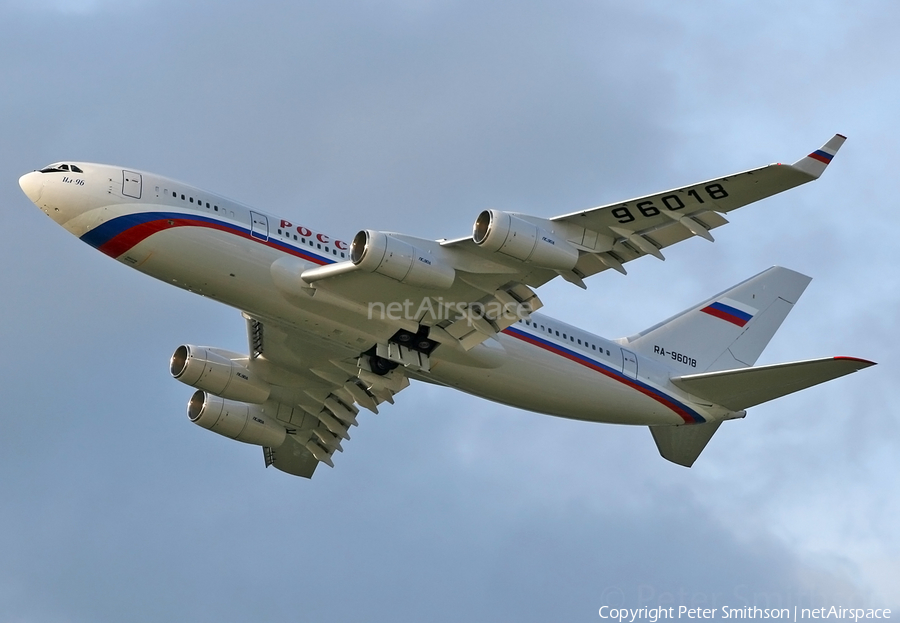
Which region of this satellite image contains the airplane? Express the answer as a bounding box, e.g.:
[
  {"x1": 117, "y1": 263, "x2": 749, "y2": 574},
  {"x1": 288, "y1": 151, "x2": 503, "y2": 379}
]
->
[{"x1": 18, "y1": 134, "x2": 874, "y2": 478}]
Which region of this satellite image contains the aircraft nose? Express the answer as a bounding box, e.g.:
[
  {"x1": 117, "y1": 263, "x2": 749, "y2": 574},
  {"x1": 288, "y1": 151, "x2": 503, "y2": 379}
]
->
[{"x1": 19, "y1": 171, "x2": 43, "y2": 203}]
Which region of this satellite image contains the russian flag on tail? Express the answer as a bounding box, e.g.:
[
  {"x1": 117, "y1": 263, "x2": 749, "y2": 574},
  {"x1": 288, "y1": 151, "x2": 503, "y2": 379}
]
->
[{"x1": 700, "y1": 297, "x2": 757, "y2": 327}]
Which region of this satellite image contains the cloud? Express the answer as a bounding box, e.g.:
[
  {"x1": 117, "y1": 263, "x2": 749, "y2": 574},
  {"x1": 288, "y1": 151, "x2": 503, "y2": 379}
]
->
[{"x1": 1, "y1": 0, "x2": 897, "y2": 620}]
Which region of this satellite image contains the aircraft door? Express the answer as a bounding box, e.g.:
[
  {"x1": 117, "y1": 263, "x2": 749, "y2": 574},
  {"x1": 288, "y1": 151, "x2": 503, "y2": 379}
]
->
[
  {"x1": 122, "y1": 170, "x2": 142, "y2": 199},
  {"x1": 250, "y1": 211, "x2": 269, "y2": 241},
  {"x1": 621, "y1": 349, "x2": 638, "y2": 379}
]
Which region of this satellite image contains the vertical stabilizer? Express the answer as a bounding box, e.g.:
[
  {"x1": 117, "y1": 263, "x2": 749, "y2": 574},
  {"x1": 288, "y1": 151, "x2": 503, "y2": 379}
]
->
[
  {"x1": 625, "y1": 266, "x2": 811, "y2": 372},
  {"x1": 650, "y1": 421, "x2": 722, "y2": 467}
]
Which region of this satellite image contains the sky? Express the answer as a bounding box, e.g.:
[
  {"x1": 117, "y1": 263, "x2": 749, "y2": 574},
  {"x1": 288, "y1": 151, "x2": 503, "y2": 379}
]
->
[{"x1": 1, "y1": 1, "x2": 898, "y2": 621}]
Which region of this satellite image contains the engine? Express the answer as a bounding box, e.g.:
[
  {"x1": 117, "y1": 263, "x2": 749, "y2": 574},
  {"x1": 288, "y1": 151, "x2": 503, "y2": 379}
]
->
[
  {"x1": 187, "y1": 390, "x2": 287, "y2": 448},
  {"x1": 350, "y1": 230, "x2": 455, "y2": 289},
  {"x1": 472, "y1": 210, "x2": 579, "y2": 271},
  {"x1": 170, "y1": 345, "x2": 270, "y2": 404}
]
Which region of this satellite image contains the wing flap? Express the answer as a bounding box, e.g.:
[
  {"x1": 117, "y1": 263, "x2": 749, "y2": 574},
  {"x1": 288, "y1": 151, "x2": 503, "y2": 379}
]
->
[
  {"x1": 671, "y1": 356, "x2": 875, "y2": 411},
  {"x1": 243, "y1": 314, "x2": 414, "y2": 476},
  {"x1": 264, "y1": 438, "x2": 320, "y2": 478}
]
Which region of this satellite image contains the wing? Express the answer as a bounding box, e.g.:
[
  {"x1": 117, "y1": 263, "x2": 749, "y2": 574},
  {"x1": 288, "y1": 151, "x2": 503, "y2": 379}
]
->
[
  {"x1": 443, "y1": 134, "x2": 846, "y2": 281},
  {"x1": 548, "y1": 134, "x2": 846, "y2": 279},
  {"x1": 299, "y1": 135, "x2": 845, "y2": 354},
  {"x1": 244, "y1": 314, "x2": 411, "y2": 477}
]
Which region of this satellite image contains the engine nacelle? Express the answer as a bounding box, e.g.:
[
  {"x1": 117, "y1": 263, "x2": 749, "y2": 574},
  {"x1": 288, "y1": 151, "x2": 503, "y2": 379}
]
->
[
  {"x1": 350, "y1": 230, "x2": 455, "y2": 289},
  {"x1": 170, "y1": 345, "x2": 270, "y2": 404},
  {"x1": 472, "y1": 210, "x2": 579, "y2": 271},
  {"x1": 187, "y1": 390, "x2": 287, "y2": 448}
]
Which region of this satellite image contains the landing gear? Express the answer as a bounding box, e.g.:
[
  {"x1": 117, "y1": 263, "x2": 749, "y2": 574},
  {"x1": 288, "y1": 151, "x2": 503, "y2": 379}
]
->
[
  {"x1": 390, "y1": 327, "x2": 437, "y2": 355},
  {"x1": 368, "y1": 355, "x2": 399, "y2": 376}
]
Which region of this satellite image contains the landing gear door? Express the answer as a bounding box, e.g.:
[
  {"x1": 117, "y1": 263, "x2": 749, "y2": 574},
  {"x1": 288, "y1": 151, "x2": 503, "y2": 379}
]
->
[
  {"x1": 621, "y1": 349, "x2": 638, "y2": 380},
  {"x1": 250, "y1": 211, "x2": 269, "y2": 241},
  {"x1": 122, "y1": 170, "x2": 142, "y2": 199}
]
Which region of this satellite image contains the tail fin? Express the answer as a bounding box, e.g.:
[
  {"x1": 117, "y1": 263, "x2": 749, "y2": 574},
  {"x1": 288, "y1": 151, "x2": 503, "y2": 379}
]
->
[
  {"x1": 635, "y1": 267, "x2": 876, "y2": 468},
  {"x1": 650, "y1": 355, "x2": 875, "y2": 468},
  {"x1": 625, "y1": 266, "x2": 811, "y2": 372},
  {"x1": 650, "y1": 422, "x2": 722, "y2": 468}
]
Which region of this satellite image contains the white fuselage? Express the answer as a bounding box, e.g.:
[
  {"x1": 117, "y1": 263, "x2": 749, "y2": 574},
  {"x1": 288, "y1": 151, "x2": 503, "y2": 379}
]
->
[{"x1": 20, "y1": 163, "x2": 728, "y2": 428}]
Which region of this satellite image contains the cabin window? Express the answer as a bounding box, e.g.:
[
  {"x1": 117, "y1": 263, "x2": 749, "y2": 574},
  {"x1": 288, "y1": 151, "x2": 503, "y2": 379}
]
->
[
  {"x1": 555, "y1": 330, "x2": 559, "y2": 337},
  {"x1": 592, "y1": 345, "x2": 596, "y2": 350},
  {"x1": 578, "y1": 339, "x2": 582, "y2": 345},
  {"x1": 190, "y1": 197, "x2": 194, "y2": 203},
  {"x1": 181, "y1": 194, "x2": 185, "y2": 200}
]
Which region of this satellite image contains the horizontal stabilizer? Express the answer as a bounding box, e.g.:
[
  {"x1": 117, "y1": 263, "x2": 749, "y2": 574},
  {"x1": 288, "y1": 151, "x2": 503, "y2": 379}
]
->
[
  {"x1": 671, "y1": 356, "x2": 875, "y2": 411},
  {"x1": 650, "y1": 421, "x2": 722, "y2": 468}
]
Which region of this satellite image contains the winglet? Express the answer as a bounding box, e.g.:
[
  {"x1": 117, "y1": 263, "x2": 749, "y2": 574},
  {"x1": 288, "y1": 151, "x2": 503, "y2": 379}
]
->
[{"x1": 791, "y1": 134, "x2": 846, "y2": 179}]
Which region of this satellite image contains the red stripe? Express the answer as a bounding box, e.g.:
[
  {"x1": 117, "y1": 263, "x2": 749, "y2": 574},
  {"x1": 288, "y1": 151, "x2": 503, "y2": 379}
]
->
[
  {"x1": 508, "y1": 329, "x2": 698, "y2": 424},
  {"x1": 808, "y1": 152, "x2": 831, "y2": 164},
  {"x1": 98, "y1": 217, "x2": 231, "y2": 258},
  {"x1": 833, "y1": 356, "x2": 876, "y2": 365},
  {"x1": 98, "y1": 217, "x2": 328, "y2": 266}
]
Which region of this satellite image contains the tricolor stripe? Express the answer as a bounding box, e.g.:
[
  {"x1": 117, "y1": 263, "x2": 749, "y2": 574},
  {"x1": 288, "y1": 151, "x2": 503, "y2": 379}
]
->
[
  {"x1": 503, "y1": 326, "x2": 706, "y2": 424},
  {"x1": 700, "y1": 299, "x2": 755, "y2": 327},
  {"x1": 80, "y1": 211, "x2": 334, "y2": 266},
  {"x1": 808, "y1": 149, "x2": 834, "y2": 164}
]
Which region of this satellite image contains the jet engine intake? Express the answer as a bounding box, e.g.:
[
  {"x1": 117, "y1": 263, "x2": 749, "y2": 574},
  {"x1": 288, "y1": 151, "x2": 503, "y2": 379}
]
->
[
  {"x1": 472, "y1": 210, "x2": 579, "y2": 271},
  {"x1": 187, "y1": 390, "x2": 287, "y2": 448},
  {"x1": 350, "y1": 230, "x2": 455, "y2": 289},
  {"x1": 171, "y1": 345, "x2": 270, "y2": 404}
]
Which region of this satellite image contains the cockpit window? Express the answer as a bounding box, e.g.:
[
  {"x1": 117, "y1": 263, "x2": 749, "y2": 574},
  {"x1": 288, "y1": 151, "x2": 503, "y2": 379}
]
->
[{"x1": 39, "y1": 163, "x2": 82, "y2": 173}]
